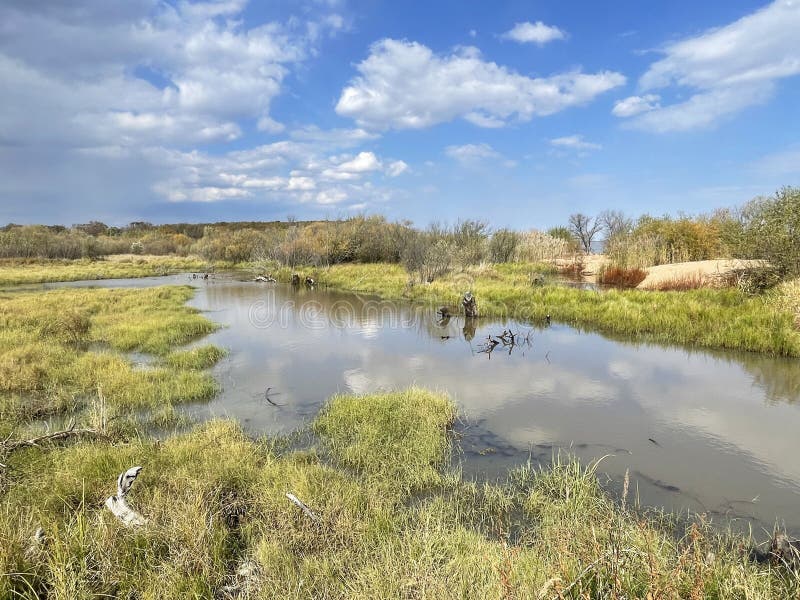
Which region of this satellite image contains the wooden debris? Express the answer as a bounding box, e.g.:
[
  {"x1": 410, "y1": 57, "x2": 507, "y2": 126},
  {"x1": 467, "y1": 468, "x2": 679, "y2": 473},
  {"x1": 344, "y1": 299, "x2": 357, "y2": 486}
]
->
[
  {"x1": 105, "y1": 466, "x2": 146, "y2": 527},
  {"x1": 286, "y1": 492, "x2": 317, "y2": 522},
  {"x1": 462, "y1": 291, "x2": 478, "y2": 318}
]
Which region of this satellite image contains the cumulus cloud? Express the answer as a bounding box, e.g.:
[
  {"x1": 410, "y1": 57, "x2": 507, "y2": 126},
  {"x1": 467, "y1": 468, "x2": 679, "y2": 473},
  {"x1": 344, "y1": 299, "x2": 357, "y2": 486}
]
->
[
  {"x1": 501, "y1": 21, "x2": 566, "y2": 45},
  {"x1": 0, "y1": 0, "x2": 377, "y2": 221},
  {"x1": 611, "y1": 94, "x2": 661, "y2": 117},
  {"x1": 335, "y1": 39, "x2": 625, "y2": 130},
  {"x1": 144, "y1": 141, "x2": 406, "y2": 209},
  {"x1": 549, "y1": 135, "x2": 602, "y2": 151},
  {"x1": 621, "y1": 0, "x2": 800, "y2": 132}
]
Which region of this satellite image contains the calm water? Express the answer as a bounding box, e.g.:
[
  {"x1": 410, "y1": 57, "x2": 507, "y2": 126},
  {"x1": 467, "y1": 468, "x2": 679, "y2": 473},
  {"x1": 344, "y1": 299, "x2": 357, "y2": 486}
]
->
[{"x1": 44, "y1": 274, "x2": 800, "y2": 534}]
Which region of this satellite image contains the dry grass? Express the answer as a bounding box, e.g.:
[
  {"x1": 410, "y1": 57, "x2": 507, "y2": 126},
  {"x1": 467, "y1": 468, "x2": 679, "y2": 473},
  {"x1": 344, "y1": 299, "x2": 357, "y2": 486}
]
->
[
  {"x1": 651, "y1": 273, "x2": 708, "y2": 291},
  {"x1": 2, "y1": 390, "x2": 798, "y2": 598},
  {"x1": 598, "y1": 265, "x2": 648, "y2": 287}
]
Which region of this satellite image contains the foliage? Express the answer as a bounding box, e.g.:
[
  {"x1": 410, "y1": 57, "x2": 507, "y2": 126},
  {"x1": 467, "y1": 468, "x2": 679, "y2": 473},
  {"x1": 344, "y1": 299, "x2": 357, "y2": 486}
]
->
[
  {"x1": 488, "y1": 228, "x2": 520, "y2": 263},
  {"x1": 732, "y1": 186, "x2": 800, "y2": 278}
]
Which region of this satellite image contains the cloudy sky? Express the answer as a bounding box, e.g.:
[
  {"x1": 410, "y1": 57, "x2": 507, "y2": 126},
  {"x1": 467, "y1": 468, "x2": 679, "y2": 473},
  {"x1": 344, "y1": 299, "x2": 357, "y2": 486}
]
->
[{"x1": 0, "y1": 0, "x2": 798, "y2": 227}]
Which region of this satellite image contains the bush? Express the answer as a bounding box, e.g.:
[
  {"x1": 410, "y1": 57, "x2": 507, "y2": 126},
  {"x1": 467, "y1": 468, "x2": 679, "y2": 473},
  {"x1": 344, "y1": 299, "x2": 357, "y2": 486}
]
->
[
  {"x1": 598, "y1": 265, "x2": 647, "y2": 287},
  {"x1": 733, "y1": 187, "x2": 800, "y2": 279}
]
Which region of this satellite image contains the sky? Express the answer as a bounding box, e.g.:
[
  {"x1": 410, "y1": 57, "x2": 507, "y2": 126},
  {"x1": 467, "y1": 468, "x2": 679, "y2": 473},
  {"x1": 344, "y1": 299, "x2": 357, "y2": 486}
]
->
[{"x1": 0, "y1": 0, "x2": 798, "y2": 228}]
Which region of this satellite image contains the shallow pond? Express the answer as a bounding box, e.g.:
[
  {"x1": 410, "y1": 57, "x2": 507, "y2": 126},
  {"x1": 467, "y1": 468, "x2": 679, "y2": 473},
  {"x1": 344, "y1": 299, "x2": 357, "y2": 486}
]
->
[{"x1": 43, "y1": 273, "x2": 800, "y2": 535}]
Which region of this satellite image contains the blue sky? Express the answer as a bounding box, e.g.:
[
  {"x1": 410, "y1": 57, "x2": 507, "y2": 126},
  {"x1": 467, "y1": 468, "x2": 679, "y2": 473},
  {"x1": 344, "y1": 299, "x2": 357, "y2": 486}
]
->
[{"x1": 0, "y1": 0, "x2": 798, "y2": 228}]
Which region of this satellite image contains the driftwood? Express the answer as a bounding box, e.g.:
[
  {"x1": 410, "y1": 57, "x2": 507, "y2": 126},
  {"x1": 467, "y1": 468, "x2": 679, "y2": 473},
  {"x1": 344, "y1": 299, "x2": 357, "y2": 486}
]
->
[
  {"x1": 462, "y1": 292, "x2": 478, "y2": 318},
  {"x1": 254, "y1": 275, "x2": 276, "y2": 283},
  {"x1": 105, "y1": 466, "x2": 146, "y2": 527},
  {"x1": 286, "y1": 492, "x2": 317, "y2": 522},
  {"x1": 477, "y1": 329, "x2": 533, "y2": 358},
  {"x1": 0, "y1": 421, "x2": 106, "y2": 469}
]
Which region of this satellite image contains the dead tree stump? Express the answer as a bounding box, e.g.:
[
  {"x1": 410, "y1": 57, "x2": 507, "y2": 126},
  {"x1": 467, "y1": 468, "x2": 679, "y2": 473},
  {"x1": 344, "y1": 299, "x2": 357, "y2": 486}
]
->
[{"x1": 462, "y1": 292, "x2": 478, "y2": 318}]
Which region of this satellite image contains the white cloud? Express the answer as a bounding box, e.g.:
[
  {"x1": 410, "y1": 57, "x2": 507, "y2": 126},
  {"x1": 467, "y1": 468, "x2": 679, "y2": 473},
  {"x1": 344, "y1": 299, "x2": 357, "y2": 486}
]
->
[
  {"x1": 145, "y1": 140, "x2": 403, "y2": 209},
  {"x1": 549, "y1": 135, "x2": 602, "y2": 151},
  {"x1": 611, "y1": 94, "x2": 661, "y2": 117},
  {"x1": 386, "y1": 160, "x2": 409, "y2": 177},
  {"x1": 337, "y1": 151, "x2": 382, "y2": 173},
  {"x1": 445, "y1": 143, "x2": 501, "y2": 164},
  {"x1": 623, "y1": 0, "x2": 800, "y2": 132},
  {"x1": 335, "y1": 39, "x2": 625, "y2": 130},
  {"x1": 289, "y1": 126, "x2": 379, "y2": 146},
  {"x1": 501, "y1": 21, "x2": 566, "y2": 45}
]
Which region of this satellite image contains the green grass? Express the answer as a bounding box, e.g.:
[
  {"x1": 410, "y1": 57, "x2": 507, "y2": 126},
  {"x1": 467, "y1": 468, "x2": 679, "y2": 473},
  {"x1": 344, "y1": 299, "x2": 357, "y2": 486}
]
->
[
  {"x1": 0, "y1": 255, "x2": 214, "y2": 286},
  {"x1": 307, "y1": 262, "x2": 800, "y2": 356},
  {"x1": 163, "y1": 345, "x2": 227, "y2": 370},
  {"x1": 0, "y1": 286, "x2": 220, "y2": 428},
  {"x1": 1, "y1": 389, "x2": 797, "y2": 598}
]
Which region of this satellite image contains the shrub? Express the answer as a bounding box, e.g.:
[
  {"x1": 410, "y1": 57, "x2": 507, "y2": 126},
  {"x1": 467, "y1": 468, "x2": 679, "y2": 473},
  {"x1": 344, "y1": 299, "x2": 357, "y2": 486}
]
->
[{"x1": 598, "y1": 265, "x2": 647, "y2": 287}]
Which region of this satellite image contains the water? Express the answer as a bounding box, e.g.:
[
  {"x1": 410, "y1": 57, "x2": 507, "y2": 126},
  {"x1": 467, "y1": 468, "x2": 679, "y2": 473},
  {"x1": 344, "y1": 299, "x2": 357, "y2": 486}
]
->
[{"x1": 41, "y1": 273, "x2": 800, "y2": 534}]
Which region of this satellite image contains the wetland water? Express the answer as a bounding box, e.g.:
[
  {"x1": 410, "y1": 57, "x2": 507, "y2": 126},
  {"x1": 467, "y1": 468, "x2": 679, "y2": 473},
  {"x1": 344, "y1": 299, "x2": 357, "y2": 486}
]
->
[{"x1": 44, "y1": 274, "x2": 800, "y2": 534}]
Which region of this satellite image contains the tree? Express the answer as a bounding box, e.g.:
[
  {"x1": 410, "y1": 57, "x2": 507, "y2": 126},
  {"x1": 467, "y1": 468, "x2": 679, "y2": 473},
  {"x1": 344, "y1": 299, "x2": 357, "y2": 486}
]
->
[
  {"x1": 598, "y1": 210, "x2": 632, "y2": 241},
  {"x1": 735, "y1": 186, "x2": 800, "y2": 278},
  {"x1": 568, "y1": 213, "x2": 603, "y2": 253}
]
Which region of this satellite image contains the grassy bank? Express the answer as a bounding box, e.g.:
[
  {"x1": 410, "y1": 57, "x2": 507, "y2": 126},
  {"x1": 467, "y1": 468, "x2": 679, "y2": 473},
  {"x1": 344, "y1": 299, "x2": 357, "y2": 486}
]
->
[
  {"x1": 0, "y1": 286, "x2": 223, "y2": 434},
  {"x1": 303, "y1": 263, "x2": 800, "y2": 356},
  {"x1": 2, "y1": 388, "x2": 796, "y2": 598},
  {"x1": 0, "y1": 255, "x2": 214, "y2": 286}
]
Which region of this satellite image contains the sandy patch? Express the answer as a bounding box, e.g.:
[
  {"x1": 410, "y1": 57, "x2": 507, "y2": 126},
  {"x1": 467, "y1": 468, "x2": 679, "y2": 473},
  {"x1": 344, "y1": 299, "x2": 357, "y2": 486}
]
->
[{"x1": 637, "y1": 259, "x2": 765, "y2": 289}]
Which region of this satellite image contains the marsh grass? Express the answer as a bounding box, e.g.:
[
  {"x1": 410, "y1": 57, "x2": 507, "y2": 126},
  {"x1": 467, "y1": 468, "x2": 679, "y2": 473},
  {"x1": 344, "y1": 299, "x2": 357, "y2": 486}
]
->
[
  {"x1": 0, "y1": 256, "x2": 212, "y2": 287},
  {"x1": 0, "y1": 287, "x2": 220, "y2": 427},
  {"x1": 163, "y1": 345, "x2": 227, "y2": 370},
  {"x1": 313, "y1": 263, "x2": 800, "y2": 356},
  {"x1": 1, "y1": 390, "x2": 797, "y2": 598}
]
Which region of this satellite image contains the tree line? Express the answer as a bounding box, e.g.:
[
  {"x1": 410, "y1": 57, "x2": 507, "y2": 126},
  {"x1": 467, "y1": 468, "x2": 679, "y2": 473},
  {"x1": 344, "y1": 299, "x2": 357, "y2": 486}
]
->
[{"x1": 1, "y1": 186, "x2": 797, "y2": 280}]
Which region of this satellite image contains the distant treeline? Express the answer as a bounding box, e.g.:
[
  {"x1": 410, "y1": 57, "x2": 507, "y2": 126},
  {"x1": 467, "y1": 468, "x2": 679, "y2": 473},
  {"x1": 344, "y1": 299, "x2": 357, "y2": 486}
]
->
[{"x1": 2, "y1": 186, "x2": 797, "y2": 279}]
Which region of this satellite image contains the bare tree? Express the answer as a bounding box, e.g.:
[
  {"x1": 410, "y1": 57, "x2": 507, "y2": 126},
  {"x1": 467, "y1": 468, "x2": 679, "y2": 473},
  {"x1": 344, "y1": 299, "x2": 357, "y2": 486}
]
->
[
  {"x1": 598, "y1": 210, "x2": 632, "y2": 241},
  {"x1": 568, "y1": 213, "x2": 603, "y2": 253}
]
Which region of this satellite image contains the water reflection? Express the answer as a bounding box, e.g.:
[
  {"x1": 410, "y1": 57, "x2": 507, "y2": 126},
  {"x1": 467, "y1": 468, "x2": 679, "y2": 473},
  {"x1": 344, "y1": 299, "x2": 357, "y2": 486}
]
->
[{"x1": 42, "y1": 274, "x2": 800, "y2": 534}]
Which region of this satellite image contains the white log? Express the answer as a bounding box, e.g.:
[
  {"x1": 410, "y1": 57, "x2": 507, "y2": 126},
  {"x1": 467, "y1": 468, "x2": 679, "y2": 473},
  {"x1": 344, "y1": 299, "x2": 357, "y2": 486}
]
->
[
  {"x1": 286, "y1": 492, "x2": 317, "y2": 522},
  {"x1": 105, "y1": 465, "x2": 146, "y2": 527}
]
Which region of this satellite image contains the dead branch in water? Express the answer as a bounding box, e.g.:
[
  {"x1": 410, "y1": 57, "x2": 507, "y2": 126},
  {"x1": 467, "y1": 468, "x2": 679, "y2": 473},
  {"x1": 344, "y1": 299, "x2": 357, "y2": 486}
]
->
[{"x1": 477, "y1": 329, "x2": 534, "y2": 358}]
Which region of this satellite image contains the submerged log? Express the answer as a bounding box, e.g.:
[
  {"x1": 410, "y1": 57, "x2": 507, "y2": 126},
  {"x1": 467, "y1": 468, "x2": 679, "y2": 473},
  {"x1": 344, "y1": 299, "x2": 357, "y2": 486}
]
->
[{"x1": 462, "y1": 292, "x2": 478, "y2": 318}]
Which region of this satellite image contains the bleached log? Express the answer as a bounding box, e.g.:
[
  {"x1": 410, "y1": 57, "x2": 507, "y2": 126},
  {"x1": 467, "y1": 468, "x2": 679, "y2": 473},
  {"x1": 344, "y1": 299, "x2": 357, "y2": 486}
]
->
[
  {"x1": 105, "y1": 465, "x2": 146, "y2": 527},
  {"x1": 286, "y1": 492, "x2": 317, "y2": 522}
]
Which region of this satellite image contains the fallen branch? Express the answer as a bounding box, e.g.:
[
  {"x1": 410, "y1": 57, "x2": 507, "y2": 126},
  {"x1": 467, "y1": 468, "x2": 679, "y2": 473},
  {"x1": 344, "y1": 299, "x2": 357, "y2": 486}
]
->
[
  {"x1": 1, "y1": 421, "x2": 105, "y2": 453},
  {"x1": 105, "y1": 466, "x2": 146, "y2": 527},
  {"x1": 286, "y1": 492, "x2": 317, "y2": 522}
]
